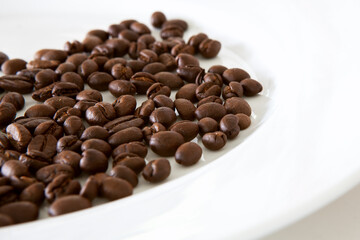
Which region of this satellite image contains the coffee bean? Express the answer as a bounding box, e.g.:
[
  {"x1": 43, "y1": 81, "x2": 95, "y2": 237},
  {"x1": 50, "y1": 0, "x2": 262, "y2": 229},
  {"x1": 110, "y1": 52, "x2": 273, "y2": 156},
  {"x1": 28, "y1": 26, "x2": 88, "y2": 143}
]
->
[
  {"x1": 80, "y1": 176, "x2": 98, "y2": 201},
  {"x1": 19, "y1": 182, "x2": 45, "y2": 205},
  {"x1": 87, "y1": 72, "x2": 113, "y2": 91},
  {"x1": 85, "y1": 102, "x2": 116, "y2": 126},
  {"x1": 126, "y1": 60, "x2": 147, "y2": 73},
  {"x1": 111, "y1": 63, "x2": 133, "y2": 80},
  {"x1": 0, "y1": 75, "x2": 34, "y2": 94},
  {"x1": 118, "y1": 29, "x2": 139, "y2": 42},
  {"x1": 160, "y1": 25, "x2": 184, "y2": 39},
  {"x1": 219, "y1": 114, "x2": 240, "y2": 139},
  {"x1": 45, "y1": 174, "x2": 81, "y2": 202},
  {"x1": 146, "y1": 83, "x2": 171, "y2": 99},
  {"x1": 87, "y1": 29, "x2": 109, "y2": 42},
  {"x1": 45, "y1": 96, "x2": 76, "y2": 110},
  {"x1": 188, "y1": 33, "x2": 208, "y2": 53},
  {"x1": 80, "y1": 126, "x2": 109, "y2": 141},
  {"x1": 171, "y1": 43, "x2": 195, "y2": 56},
  {"x1": 142, "y1": 62, "x2": 167, "y2": 75},
  {"x1": 0, "y1": 201, "x2": 38, "y2": 223},
  {"x1": 176, "y1": 65, "x2": 204, "y2": 83},
  {"x1": 199, "y1": 39, "x2": 221, "y2": 58},
  {"x1": 198, "y1": 72, "x2": 223, "y2": 87},
  {"x1": 130, "y1": 72, "x2": 156, "y2": 94},
  {"x1": 113, "y1": 153, "x2": 146, "y2": 174},
  {"x1": 163, "y1": 19, "x2": 188, "y2": 31},
  {"x1": 240, "y1": 78, "x2": 263, "y2": 96},
  {"x1": 91, "y1": 44, "x2": 114, "y2": 58},
  {"x1": 153, "y1": 95, "x2": 175, "y2": 109},
  {"x1": 15, "y1": 117, "x2": 51, "y2": 134},
  {"x1": 1, "y1": 160, "x2": 30, "y2": 178},
  {"x1": 52, "y1": 82, "x2": 80, "y2": 98},
  {"x1": 175, "y1": 83, "x2": 198, "y2": 103},
  {"x1": 149, "y1": 131, "x2": 184, "y2": 157},
  {"x1": 149, "y1": 107, "x2": 176, "y2": 128},
  {"x1": 175, "y1": 53, "x2": 199, "y2": 67},
  {"x1": 36, "y1": 164, "x2": 74, "y2": 184},
  {"x1": 48, "y1": 195, "x2": 91, "y2": 216},
  {"x1": 76, "y1": 89, "x2": 103, "y2": 102},
  {"x1": 105, "y1": 39, "x2": 130, "y2": 58},
  {"x1": 78, "y1": 59, "x2": 98, "y2": 80},
  {"x1": 130, "y1": 22, "x2": 151, "y2": 35},
  {"x1": 26, "y1": 59, "x2": 59, "y2": 70},
  {"x1": 112, "y1": 141, "x2": 148, "y2": 159},
  {"x1": 158, "y1": 53, "x2": 177, "y2": 71},
  {"x1": 100, "y1": 177, "x2": 133, "y2": 201},
  {"x1": 142, "y1": 158, "x2": 171, "y2": 183},
  {"x1": 137, "y1": 34, "x2": 156, "y2": 47},
  {"x1": 151, "y1": 11, "x2": 167, "y2": 28},
  {"x1": 89, "y1": 54, "x2": 109, "y2": 70},
  {"x1": 175, "y1": 142, "x2": 202, "y2": 166},
  {"x1": 0, "y1": 103, "x2": 16, "y2": 127},
  {"x1": 112, "y1": 95, "x2": 137, "y2": 117},
  {"x1": 197, "y1": 95, "x2": 223, "y2": 107},
  {"x1": 80, "y1": 149, "x2": 108, "y2": 174},
  {"x1": 0, "y1": 185, "x2": 17, "y2": 206},
  {"x1": 110, "y1": 165, "x2": 138, "y2": 187},
  {"x1": 222, "y1": 82, "x2": 243, "y2": 99},
  {"x1": 142, "y1": 123, "x2": 166, "y2": 144},
  {"x1": 224, "y1": 97, "x2": 252, "y2": 116},
  {"x1": 104, "y1": 115, "x2": 144, "y2": 134},
  {"x1": 202, "y1": 131, "x2": 227, "y2": 150},
  {"x1": 53, "y1": 150, "x2": 81, "y2": 174},
  {"x1": 104, "y1": 58, "x2": 127, "y2": 74},
  {"x1": 236, "y1": 113, "x2": 251, "y2": 130},
  {"x1": 82, "y1": 36, "x2": 103, "y2": 52},
  {"x1": 6, "y1": 123, "x2": 32, "y2": 152},
  {"x1": 53, "y1": 107, "x2": 81, "y2": 125},
  {"x1": 0, "y1": 213, "x2": 14, "y2": 226},
  {"x1": 26, "y1": 134, "x2": 57, "y2": 160},
  {"x1": 16, "y1": 68, "x2": 41, "y2": 81},
  {"x1": 1, "y1": 58, "x2": 27, "y2": 75},
  {"x1": 19, "y1": 154, "x2": 49, "y2": 172},
  {"x1": 195, "y1": 102, "x2": 226, "y2": 121},
  {"x1": 155, "y1": 72, "x2": 184, "y2": 89},
  {"x1": 149, "y1": 41, "x2": 169, "y2": 55},
  {"x1": 0, "y1": 52, "x2": 9, "y2": 68},
  {"x1": 25, "y1": 104, "x2": 56, "y2": 118},
  {"x1": 64, "y1": 40, "x2": 84, "y2": 55},
  {"x1": 108, "y1": 127, "x2": 143, "y2": 148},
  {"x1": 32, "y1": 83, "x2": 54, "y2": 102},
  {"x1": 63, "y1": 116, "x2": 85, "y2": 137},
  {"x1": 81, "y1": 139, "x2": 112, "y2": 157},
  {"x1": 222, "y1": 68, "x2": 250, "y2": 85},
  {"x1": 108, "y1": 24, "x2": 126, "y2": 38},
  {"x1": 0, "y1": 92, "x2": 24, "y2": 111},
  {"x1": 73, "y1": 100, "x2": 97, "y2": 117},
  {"x1": 128, "y1": 42, "x2": 146, "y2": 59},
  {"x1": 138, "y1": 49, "x2": 158, "y2": 64},
  {"x1": 66, "y1": 53, "x2": 88, "y2": 68},
  {"x1": 60, "y1": 72, "x2": 84, "y2": 90},
  {"x1": 208, "y1": 65, "x2": 227, "y2": 75},
  {"x1": 0, "y1": 133, "x2": 10, "y2": 152},
  {"x1": 169, "y1": 120, "x2": 199, "y2": 142},
  {"x1": 56, "y1": 135, "x2": 82, "y2": 153},
  {"x1": 195, "y1": 82, "x2": 221, "y2": 100},
  {"x1": 108, "y1": 80, "x2": 136, "y2": 97},
  {"x1": 34, "y1": 49, "x2": 68, "y2": 62},
  {"x1": 33, "y1": 120, "x2": 64, "y2": 139}
]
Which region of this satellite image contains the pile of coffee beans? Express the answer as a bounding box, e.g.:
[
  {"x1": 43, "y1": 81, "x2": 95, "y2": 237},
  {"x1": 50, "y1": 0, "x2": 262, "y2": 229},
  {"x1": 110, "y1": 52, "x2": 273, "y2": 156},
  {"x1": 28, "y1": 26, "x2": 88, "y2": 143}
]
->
[{"x1": 0, "y1": 11, "x2": 263, "y2": 226}]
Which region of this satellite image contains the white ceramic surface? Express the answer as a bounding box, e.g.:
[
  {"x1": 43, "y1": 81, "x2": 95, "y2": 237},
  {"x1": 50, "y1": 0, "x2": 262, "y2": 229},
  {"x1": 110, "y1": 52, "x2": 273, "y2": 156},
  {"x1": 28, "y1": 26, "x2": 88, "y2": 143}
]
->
[{"x1": 0, "y1": 0, "x2": 359, "y2": 239}]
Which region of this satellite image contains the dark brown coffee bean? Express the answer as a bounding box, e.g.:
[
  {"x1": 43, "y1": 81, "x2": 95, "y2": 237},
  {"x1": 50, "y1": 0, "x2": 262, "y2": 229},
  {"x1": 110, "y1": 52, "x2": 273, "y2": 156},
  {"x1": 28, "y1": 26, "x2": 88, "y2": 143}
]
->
[
  {"x1": 80, "y1": 126, "x2": 109, "y2": 141},
  {"x1": 104, "y1": 115, "x2": 144, "y2": 134},
  {"x1": 89, "y1": 55, "x2": 109, "y2": 70},
  {"x1": 76, "y1": 89, "x2": 103, "y2": 102},
  {"x1": 60, "y1": 72, "x2": 84, "y2": 90},
  {"x1": 128, "y1": 41, "x2": 146, "y2": 59},
  {"x1": 87, "y1": 29, "x2": 109, "y2": 42},
  {"x1": 0, "y1": 213, "x2": 14, "y2": 226},
  {"x1": 149, "y1": 131, "x2": 184, "y2": 157},
  {"x1": 160, "y1": 25, "x2": 184, "y2": 39},
  {"x1": 0, "y1": 103, "x2": 16, "y2": 127},
  {"x1": 197, "y1": 95, "x2": 223, "y2": 107},
  {"x1": 134, "y1": 99, "x2": 155, "y2": 122},
  {"x1": 35, "y1": 49, "x2": 68, "y2": 62},
  {"x1": 169, "y1": 121, "x2": 199, "y2": 142},
  {"x1": 199, "y1": 39, "x2": 221, "y2": 58},
  {"x1": 53, "y1": 150, "x2": 81, "y2": 174},
  {"x1": 78, "y1": 59, "x2": 98, "y2": 80},
  {"x1": 33, "y1": 120, "x2": 63, "y2": 139},
  {"x1": 0, "y1": 185, "x2": 17, "y2": 206},
  {"x1": 48, "y1": 195, "x2": 91, "y2": 216},
  {"x1": 66, "y1": 53, "x2": 88, "y2": 68},
  {"x1": 113, "y1": 153, "x2": 146, "y2": 174},
  {"x1": 219, "y1": 114, "x2": 240, "y2": 139},
  {"x1": 0, "y1": 52, "x2": 9, "y2": 68},
  {"x1": 240, "y1": 78, "x2": 263, "y2": 96},
  {"x1": 130, "y1": 72, "x2": 156, "y2": 94},
  {"x1": 146, "y1": 83, "x2": 171, "y2": 99},
  {"x1": 142, "y1": 62, "x2": 167, "y2": 75},
  {"x1": 112, "y1": 95, "x2": 137, "y2": 117},
  {"x1": 151, "y1": 11, "x2": 167, "y2": 28},
  {"x1": 195, "y1": 102, "x2": 226, "y2": 121},
  {"x1": 53, "y1": 106, "x2": 81, "y2": 125},
  {"x1": 0, "y1": 201, "x2": 38, "y2": 223},
  {"x1": 153, "y1": 95, "x2": 174, "y2": 109},
  {"x1": 8, "y1": 175, "x2": 37, "y2": 191},
  {"x1": 14, "y1": 68, "x2": 39, "y2": 80},
  {"x1": 27, "y1": 134, "x2": 57, "y2": 160},
  {"x1": 0, "y1": 75, "x2": 34, "y2": 94},
  {"x1": 222, "y1": 81, "x2": 243, "y2": 99},
  {"x1": 85, "y1": 102, "x2": 116, "y2": 126},
  {"x1": 199, "y1": 72, "x2": 223, "y2": 87},
  {"x1": 64, "y1": 40, "x2": 84, "y2": 54},
  {"x1": 110, "y1": 166, "x2": 138, "y2": 187},
  {"x1": 52, "y1": 82, "x2": 80, "y2": 98},
  {"x1": 1, "y1": 58, "x2": 27, "y2": 75},
  {"x1": 56, "y1": 135, "x2": 82, "y2": 153},
  {"x1": 202, "y1": 131, "x2": 227, "y2": 150},
  {"x1": 175, "y1": 142, "x2": 202, "y2": 166},
  {"x1": 112, "y1": 141, "x2": 147, "y2": 159},
  {"x1": 126, "y1": 60, "x2": 147, "y2": 73},
  {"x1": 81, "y1": 139, "x2": 112, "y2": 157},
  {"x1": 142, "y1": 123, "x2": 166, "y2": 144},
  {"x1": 171, "y1": 43, "x2": 195, "y2": 56},
  {"x1": 74, "y1": 100, "x2": 98, "y2": 117},
  {"x1": 195, "y1": 82, "x2": 221, "y2": 100},
  {"x1": 100, "y1": 177, "x2": 132, "y2": 201},
  {"x1": 120, "y1": 19, "x2": 138, "y2": 29},
  {"x1": 149, "y1": 41, "x2": 169, "y2": 55},
  {"x1": 236, "y1": 113, "x2": 251, "y2": 130},
  {"x1": 19, "y1": 154, "x2": 49, "y2": 172},
  {"x1": 138, "y1": 49, "x2": 158, "y2": 64},
  {"x1": 163, "y1": 19, "x2": 188, "y2": 31},
  {"x1": 82, "y1": 35, "x2": 103, "y2": 52},
  {"x1": 158, "y1": 53, "x2": 176, "y2": 71},
  {"x1": 176, "y1": 65, "x2": 204, "y2": 83},
  {"x1": 87, "y1": 72, "x2": 113, "y2": 91},
  {"x1": 27, "y1": 59, "x2": 59, "y2": 70},
  {"x1": 80, "y1": 176, "x2": 98, "y2": 201},
  {"x1": 222, "y1": 68, "x2": 250, "y2": 85},
  {"x1": 6, "y1": 123, "x2": 32, "y2": 152},
  {"x1": 45, "y1": 174, "x2": 81, "y2": 202},
  {"x1": 104, "y1": 58, "x2": 127, "y2": 73},
  {"x1": 164, "y1": 37, "x2": 185, "y2": 48},
  {"x1": 137, "y1": 34, "x2": 156, "y2": 47},
  {"x1": 149, "y1": 107, "x2": 176, "y2": 128},
  {"x1": 108, "y1": 24, "x2": 126, "y2": 38},
  {"x1": 118, "y1": 29, "x2": 139, "y2": 42},
  {"x1": 142, "y1": 158, "x2": 171, "y2": 183},
  {"x1": 14, "y1": 117, "x2": 51, "y2": 134},
  {"x1": 80, "y1": 149, "x2": 108, "y2": 174},
  {"x1": 0, "y1": 92, "x2": 25, "y2": 111},
  {"x1": 111, "y1": 63, "x2": 133, "y2": 80},
  {"x1": 108, "y1": 80, "x2": 136, "y2": 97},
  {"x1": 224, "y1": 97, "x2": 252, "y2": 116},
  {"x1": 1, "y1": 160, "x2": 30, "y2": 178},
  {"x1": 188, "y1": 33, "x2": 208, "y2": 53},
  {"x1": 45, "y1": 96, "x2": 76, "y2": 110},
  {"x1": 32, "y1": 83, "x2": 54, "y2": 102},
  {"x1": 108, "y1": 127, "x2": 143, "y2": 148},
  {"x1": 130, "y1": 22, "x2": 151, "y2": 35},
  {"x1": 19, "y1": 182, "x2": 45, "y2": 205},
  {"x1": 208, "y1": 65, "x2": 227, "y2": 75},
  {"x1": 175, "y1": 53, "x2": 199, "y2": 68},
  {"x1": 155, "y1": 72, "x2": 183, "y2": 90},
  {"x1": 36, "y1": 164, "x2": 74, "y2": 184},
  {"x1": 25, "y1": 104, "x2": 56, "y2": 118},
  {"x1": 175, "y1": 83, "x2": 198, "y2": 103},
  {"x1": 63, "y1": 116, "x2": 85, "y2": 137},
  {"x1": 105, "y1": 39, "x2": 130, "y2": 57},
  {"x1": 91, "y1": 44, "x2": 114, "y2": 58}
]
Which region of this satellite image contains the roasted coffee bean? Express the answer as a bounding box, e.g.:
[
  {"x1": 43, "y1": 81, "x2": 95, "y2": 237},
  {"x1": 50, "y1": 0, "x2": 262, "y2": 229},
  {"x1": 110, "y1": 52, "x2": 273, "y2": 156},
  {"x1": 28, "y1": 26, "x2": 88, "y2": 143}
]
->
[
  {"x1": 126, "y1": 60, "x2": 147, "y2": 73},
  {"x1": 0, "y1": 75, "x2": 34, "y2": 94},
  {"x1": 53, "y1": 150, "x2": 81, "y2": 174},
  {"x1": 142, "y1": 62, "x2": 167, "y2": 75},
  {"x1": 80, "y1": 126, "x2": 109, "y2": 141},
  {"x1": 85, "y1": 102, "x2": 116, "y2": 126},
  {"x1": 76, "y1": 89, "x2": 103, "y2": 102},
  {"x1": 112, "y1": 153, "x2": 146, "y2": 174},
  {"x1": 14, "y1": 117, "x2": 50, "y2": 133},
  {"x1": 169, "y1": 121, "x2": 199, "y2": 142},
  {"x1": 158, "y1": 53, "x2": 176, "y2": 71},
  {"x1": 0, "y1": 92, "x2": 24, "y2": 111},
  {"x1": 100, "y1": 177, "x2": 133, "y2": 201},
  {"x1": 224, "y1": 97, "x2": 252, "y2": 116},
  {"x1": 142, "y1": 123, "x2": 166, "y2": 144},
  {"x1": 45, "y1": 174, "x2": 81, "y2": 203},
  {"x1": 32, "y1": 83, "x2": 54, "y2": 102},
  {"x1": 219, "y1": 114, "x2": 240, "y2": 139},
  {"x1": 222, "y1": 81, "x2": 243, "y2": 99},
  {"x1": 104, "y1": 115, "x2": 144, "y2": 134},
  {"x1": 91, "y1": 44, "x2": 114, "y2": 58},
  {"x1": 149, "y1": 131, "x2": 184, "y2": 157},
  {"x1": 118, "y1": 29, "x2": 139, "y2": 42},
  {"x1": 138, "y1": 49, "x2": 158, "y2": 64},
  {"x1": 6, "y1": 123, "x2": 32, "y2": 152},
  {"x1": 56, "y1": 135, "x2": 82, "y2": 153},
  {"x1": 130, "y1": 22, "x2": 151, "y2": 35},
  {"x1": 64, "y1": 40, "x2": 84, "y2": 54},
  {"x1": 112, "y1": 95, "x2": 137, "y2": 117},
  {"x1": 175, "y1": 142, "x2": 202, "y2": 166},
  {"x1": 198, "y1": 39, "x2": 221, "y2": 58},
  {"x1": 110, "y1": 165, "x2": 138, "y2": 187},
  {"x1": 164, "y1": 37, "x2": 185, "y2": 49},
  {"x1": 0, "y1": 213, "x2": 14, "y2": 226},
  {"x1": 82, "y1": 36, "x2": 103, "y2": 52},
  {"x1": 80, "y1": 149, "x2": 108, "y2": 174},
  {"x1": 142, "y1": 158, "x2": 171, "y2": 183},
  {"x1": 60, "y1": 72, "x2": 84, "y2": 90},
  {"x1": 199, "y1": 72, "x2": 223, "y2": 87},
  {"x1": 48, "y1": 195, "x2": 91, "y2": 216},
  {"x1": 45, "y1": 96, "x2": 76, "y2": 110},
  {"x1": 104, "y1": 58, "x2": 127, "y2": 73},
  {"x1": 175, "y1": 53, "x2": 199, "y2": 68},
  {"x1": 80, "y1": 176, "x2": 98, "y2": 201},
  {"x1": 146, "y1": 83, "x2": 171, "y2": 99},
  {"x1": 153, "y1": 95, "x2": 175, "y2": 109},
  {"x1": 108, "y1": 127, "x2": 143, "y2": 148},
  {"x1": 105, "y1": 39, "x2": 130, "y2": 57},
  {"x1": 222, "y1": 68, "x2": 250, "y2": 85},
  {"x1": 108, "y1": 80, "x2": 136, "y2": 97},
  {"x1": 16, "y1": 68, "x2": 41, "y2": 81},
  {"x1": 90, "y1": 54, "x2": 110, "y2": 68},
  {"x1": 149, "y1": 41, "x2": 169, "y2": 55},
  {"x1": 0, "y1": 201, "x2": 38, "y2": 223},
  {"x1": 195, "y1": 82, "x2": 221, "y2": 100},
  {"x1": 66, "y1": 53, "x2": 88, "y2": 68},
  {"x1": 1, "y1": 160, "x2": 30, "y2": 178},
  {"x1": 176, "y1": 65, "x2": 204, "y2": 83},
  {"x1": 0, "y1": 52, "x2": 9, "y2": 67},
  {"x1": 19, "y1": 154, "x2": 49, "y2": 172},
  {"x1": 160, "y1": 25, "x2": 184, "y2": 39},
  {"x1": 149, "y1": 107, "x2": 176, "y2": 128},
  {"x1": 87, "y1": 72, "x2": 113, "y2": 91},
  {"x1": 112, "y1": 141, "x2": 148, "y2": 159},
  {"x1": 74, "y1": 100, "x2": 97, "y2": 117},
  {"x1": 202, "y1": 131, "x2": 227, "y2": 150},
  {"x1": 52, "y1": 82, "x2": 80, "y2": 98},
  {"x1": 63, "y1": 116, "x2": 85, "y2": 137},
  {"x1": 36, "y1": 164, "x2": 74, "y2": 184},
  {"x1": 19, "y1": 182, "x2": 45, "y2": 205},
  {"x1": 81, "y1": 139, "x2": 112, "y2": 157},
  {"x1": 163, "y1": 19, "x2": 188, "y2": 31},
  {"x1": 0, "y1": 185, "x2": 17, "y2": 206},
  {"x1": 0, "y1": 103, "x2": 16, "y2": 127},
  {"x1": 111, "y1": 63, "x2": 133, "y2": 80},
  {"x1": 128, "y1": 41, "x2": 146, "y2": 59},
  {"x1": 78, "y1": 59, "x2": 98, "y2": 80},
  {"x1": 208, "y1": 65, "x2": 227, "y2": 75},
  {"x1": 130, "y1": 72, "x2": 156, "y2": 94},
  {"x1": 175, "y1": 83, "x2": 198, "y2": 103},
  {"x1": 137, "y1": 34, "x2": 156, "y2": 47},
  {"x1": 197, "y1": 95, "x2": 223, "y2": 107},
  {"x1": 120, "y1": 19, "x2": 137, "y2": 29},
  {"x1": 33, "y1": 120, "x2": 63, "y2": 139},
  {"x1": 27, "y1": 134, "x2": 57, "y2": 160},
  {"x1": 34, "y1": 49, "x2": 67, "y2": 62},
  {"x1": 8, "y1": 175, "x2": 37, "y2": 191},
  {"x1": 195, "y1": 102, "x2": 226, "y2": 121},
  {"x1": 188, "y1": 33, "x2": 208, "y2": 52},
  {"x1": 154, "y1": 72, "x2": 183, "y2": 90},
  {"x1": 87, "y1": 29, "x2": 109, "y2": 42},
  {"x1": 240, "y1": 78, "x2": 263, "y2": 96},
  {"x1": 0, "y1": 133, "x2": 10, "y2": 152},
  {"x1": 108, "y1": 24, "x2": 126, "y2": 38},
  {"x1": 27, "y1": 59, "x2": 59, "y2": 70},
  {"x1": 236, "y1": 113, "x2": 251, "y2": 130},
  {"x1": 151, "y1": 11, "x2": 167, "y2": 28},
  {"x1": 171, "y1": 43, "x2": 195, "y2": 56},
  {"x1": 53, "y1": 107, "x2": 81, "y2": 125},
  {"x1": 25, "y1": 104, "x2": 56, "y2": 118},
  {"x1": 1, "y1": 58, "x2": 27, "y2": 75}
]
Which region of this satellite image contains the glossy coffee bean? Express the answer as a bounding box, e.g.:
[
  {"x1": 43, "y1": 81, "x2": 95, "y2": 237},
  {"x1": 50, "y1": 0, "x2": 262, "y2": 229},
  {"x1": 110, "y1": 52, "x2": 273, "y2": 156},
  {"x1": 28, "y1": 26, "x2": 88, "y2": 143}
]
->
[
  {"x1": 85, "y1": 102, "x2": 116, "y2": 126},
  {"x1": 195, "y1": 102, "x2": 226, "y2": 121},
  {"x1": 80, "y1": 126, "x2": 109, "y2": 141},
  {"x1": 80, "y1": 149, "x2": 108, "y2": 174},
  {"x1": 0, "y1": 52, "x2": 9, "y2": 67},
  {"x1": 130, "y1": 22, "x2": 151, "y2": 35},
  {"x1": 142, "y1": 123, "x2": 166, "y2": 144},
  {"x1": 110, "y1": 165, "x2": 138, "y2": 187},
  {"x1": 66, "y1": 53, "x2": 88, "y2": 68},
  {"x1": 222, "y1": 68, "x2": 250, "y2": 85},
  {"x1": 0, "y1": 201, "x2": 38, "y2": 223},
  {"x1": 111, "y1": 63, "x2": 133, "y2": 80},
  {"x1": 146, "y1": 83, "x2": 171, "y2": 99},
  {"x1": 155, "y1": 72, "x2": 183, "y2": 89},
  {"x1": 53, "y1": 150, "x2": 81, "y2": 174},
  {"x1": 26, "y1": 134, "x2": 57, "y2": 160},
  {"x1": 52, "y1": 82, "x2": 80, "y2": 98},
  {"x1": 171, "y1": 43, "x2": 195, "y2": 57},
  {"x1": 104, "y1": 115, "x2": 144, "y2": 134},
  {"x1": 104, "y1": 58, "x2": 127, "y2": 73},
  {"x1": 32, "y1": 83, "x2": 54, "y2": 102},
  {"x1": 74, "y1": 100, "x2": 98, "y2": 117},
  {"x1": 76, "y1": 89, "x2": 103, "y2": 102},
  {"x1": 0, "y1": 185, "x2": 17, "y2": 206},
  {"x1": 1, "y1": 58, "x2": 27, "y2": 75},
  {"x1": 78, "y1": 59, "x2": 98, "y2": 80},
  {"x1": 108, "y1": 24, "x2": 126, "y2": 38},
  {"x1": 33, "y1": 120, "x2": 64, "y2": 139},
  {"x1": 118, "y1": 29, "x2": 139, "y2": 42},
  {"x1": 19, "y1": 154, "x2": 49, "y2": 172},
  {"x1": 36, "y1": 164, "x2": 74, "y2": 184},
  {"x1": 128, "y1": 41, "x2": 146, "y2": 59},
  {"x1": 130, "y1": 72, "x2": 156, "y2": 94},
  {"x1": 138, "y1": 49, "x2": 158, "y2": 63},
  {"x1": 91, "y1": 44, "x2": 114, "y2": 58},
  {"x1": 80, "y1": 176, "x2": 98, "y2": 201},
  {"x1": 176, "y1": 65, "x2": 204, "y2": 83},
  {"x1": 108, "y1": 127, "x2": 143, "y2": 148},
  {"x1": 112, "y1": 141, "x2": 148, "y2": 159},
  {"x1": 158, "y1": 53, "x2": 177, "y2": 71},
  {"x1": 149, "y1": 131, "x2": 185, "y2": 157},
  {"x1": 63, "y1": 116, "x2": 85, "y2": 138},
  {"x1": 1, "y1": 160, "x2": 30, "y2": 178},
  {"x1": 137, "y1": 34, "x2": 156, "y2": 47},
  {"x1": 27, "y1": 59, "x2": 59, "y2": 70},
  {"x1": 45, "y1": 174, "x2": 81, "y2": 203},
  {"x1": 175, "y1": 53, "x2": 199, "y2": 68},
  {"x1": 81, "y1": 139, "x2": 112, "y2": 157},
  {"x1": 151, "y1": 11, "x2": 167, "y2": 28},
  {"x1": 236, "y1": 113, "x2": 251, "y2": 130},
  {"x1": 153, "y1": 95, "x2": 175, "y2": 109},
  {"x1": 199, "y1": 39, "x2": 221, "y2": 58},
  {"x1": 25, "y1": 104, "x2": 56, "y2": 118},
  {"x1": 0, "y1": 103, "x2": 16, "y2": 127},
  {"x1": 19, "y1": 182, "x2": 45, "y2": 205},
  {"x1": 198, "y1": 117, "x2": 219, "y2": 136},
  {"x1": 222, "y1": 81, "x2": 243, "y2": 99},
  {"x1": 53, "y1": 106, "x2": 81, "y2": 125},
  {"x1": 56, "y1": 135, "x2": 82, "y2": 153},
  {"x1": 100, "y1": 177, "x2": 133, "y2": 201},
  {"x1": 45, "y1": 96, "x2": 76, "y2": 110},
  {"x1": 202, "y1": 131, "x2": 227, "y2": 150},
  {"x1": 87, "y1": 29, "x2": 109, "y2": 42},
  {"x1": 175, "y1": 142, "x2": 202, "y2": 166},
  {"x1": 199, "y1": 72, "x2": 223, "y2": 87},
  {"x1": 64, "y1": 40, "x2": 84, "y2": 54},
  {"x1": 113, "y1": 152, "x2": 146, "y2": 174},
  {"x1": 149, "y1": 107, "x2": 176, "y2": 128},
  {"x1": 48, "y1": 195, "x2": 91, "y2": 216},
  {"x1": 188, "y1": 33, "x2": 208, "y2": 52},
  {"x1": 197, "y1": 95, "x2": 223, "y2": 107},
  {"x1": 126, "y1": 60, "x2": 147, "y2": 73},
  {"x1": 34, "y1": 49, "x2": 67, "y2": 62},
  {"x1": 142, "y1": 158, "x2": 171, "y2": 183},
  {"x1": 87, "y1": 72, "x2": 113, "y2": 91},
  {"x1": 60, "y1": 72, "x2": 84, "y2": 90},
  {"x1": 0, "y1": 92, "x2": 25, "y2": 111},
  {"x1": 160, "y1": 24, "x2": 184, "y2": 40},
  {"x1": 219, "y1": 114, "x2": 240, "y2": 139},
  {"x1": 195, "y1": 82, "x2": 221, "y2": 100},
  {"x1": 0, "y1": 75, "x2": 34, "y2": 94},
  {"x1": 34, "y1": 69, "x2": 57, "y2": 90},
  {"x1": 105, "y1": 39, "x2": 130, "y2": 58},
  {"x1": 208, "y1": 65, "x2": 227, "y2": 75},
  {"x1": 108, "y1": 80, "x2": 136, "y2": 97},
  {"x1": 240, "y1": 78, "x2": 263, "y2": 96},
  {"x1": 112, "y1": 95, "x2": 137, "y2": 117},
  {"x1": 82, "y1": 35, "x2": 103, "y2": 52},
  {"x1": 142, "y1": 62, "x2": 167, "y2": 75},
  {"x1": 169, "y1": 121, "x2": 199, "y2": 142},
  {"x1": 224, "y1": 97, "x2": 252, "y2": 116},
  {"x1": 175, "y1": 83, "x2": 198, "y2": 103},
  {"x1": 15, "y1": 117, "x2": 51, "y2": 134},
  {"x1": 6, "y1": 123, "x2": 32, "y2": 152}
]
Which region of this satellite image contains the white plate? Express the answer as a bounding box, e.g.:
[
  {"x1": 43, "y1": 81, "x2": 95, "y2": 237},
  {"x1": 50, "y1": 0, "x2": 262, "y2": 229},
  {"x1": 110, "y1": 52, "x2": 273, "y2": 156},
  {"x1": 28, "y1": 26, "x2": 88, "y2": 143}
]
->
[{"x1": 0, "y1": 1, "x2": 360, "y2": 239}]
